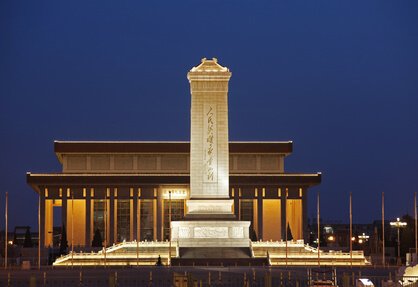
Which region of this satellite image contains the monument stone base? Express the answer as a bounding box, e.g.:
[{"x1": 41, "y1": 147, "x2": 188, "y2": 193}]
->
[
  {"x1": 186, "y1": 199, "x2": 234, "y2": 215},
  {"x1": 171, "y1": 220, "x2": 250, "y2": 248}
]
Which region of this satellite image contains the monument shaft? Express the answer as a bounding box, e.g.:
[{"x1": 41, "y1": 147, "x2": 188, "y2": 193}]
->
[
  {"x1": 170, "y1": 58, "x2": 249, "y2": 249},
  {"x1": 188, "y1": 58, "x2": 231, "y2": 199}
]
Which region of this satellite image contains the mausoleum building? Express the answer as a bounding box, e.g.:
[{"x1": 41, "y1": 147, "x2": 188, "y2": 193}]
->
[{"x1": 27, "y1": 58, "x2": 321, "y2": 249}]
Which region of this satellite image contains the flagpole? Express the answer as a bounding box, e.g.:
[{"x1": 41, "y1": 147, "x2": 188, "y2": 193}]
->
[
  {"x1": 317, "y1": 191, "x2": 320, "y2": 267},
  {"x1": 5, "y1": 192, "x2": 8, "y2": 270},
  {"x1": 169, "y1": 190, "x2": 172, "y2": 265},
  {"x1": 350, "y1": 192, "x2": 353, "y2": 268},
  {"x1": 71, "y1": 190, "x2": 74, "y2": 268},
  {"x1": 104, "y1": 190, "x2": 107, "y2": 267},
  {"x1": 382, "y1": 192, "x2": 385, "y2": 267},
  {"x1": 136, "y1": 189, "x2": 139, "y2": 267},
  {"x1": 415, "y1": 192, "x2": 417, "y2": 261},
  {"x1": 285, "y1": 189, "x2": 288, "y2": 267},
  {"x1": 38, "y1": 193, "x2": 41, "y2": 269}
]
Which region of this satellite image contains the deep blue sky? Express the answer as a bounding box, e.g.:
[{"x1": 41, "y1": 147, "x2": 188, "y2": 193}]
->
[{"x1": 1, "y1": 1, "x2": 418, "y2": 229}]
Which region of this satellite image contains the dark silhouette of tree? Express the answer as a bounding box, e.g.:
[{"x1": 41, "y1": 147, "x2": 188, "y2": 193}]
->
[
  {"x1": 23, "y1": 228, "x2": 33, "y2": 248},
  {"x1": 91, "y1": 229, "x2": 103, "y2": 247},
  {"x1": 59, "y1": 224, "x2": 68, "y2": 255},
  {"x1": 400, "y1": 214, "x2": 415, "y2": 260},
  {"x1": 249, "y1": 225, "x2": 258, "y2": 241},
  {"x1": 286, "y1": 224, "x2": 293, "y2": 241},
  {"x1": 156, "y1": 255, "x2": 163, "y2": 266}
]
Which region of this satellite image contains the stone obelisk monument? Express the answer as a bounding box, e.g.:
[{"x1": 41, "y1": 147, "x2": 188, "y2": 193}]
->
[{"x1": 171, "y1": 58, "x2": 250, "y2": 249}]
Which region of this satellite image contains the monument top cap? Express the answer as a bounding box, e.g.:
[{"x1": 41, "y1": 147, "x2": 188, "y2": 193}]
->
[
  {"x1": 188, "y1": 58, "x2": 231, "y2": 82},
  {"x1": 201, "y1": 57, "x2": 217, "y2": 63},
  {"x1": 189, "y1": 58, "x2": 230, "y2": 73}
]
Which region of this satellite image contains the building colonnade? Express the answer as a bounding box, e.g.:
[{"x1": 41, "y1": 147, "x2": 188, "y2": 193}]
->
[{"x1": 39, "y1": 185, "x2": 308, "y2": 248}]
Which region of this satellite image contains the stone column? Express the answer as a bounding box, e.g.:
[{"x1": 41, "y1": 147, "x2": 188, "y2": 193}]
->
[
  {"x1": 85, "y1": 189, "x2": 91, "y2": 246},
  {"x1": 61, "y1": 188, "x2": 67, "y2": 232},
  {"x1": 169, "y1": 59, "x2": 250, "y2": 248},
  {"x1": 157, "y1": 189, "x2": 163, "y2": 241},
  {"x1": 302, "y1": 188, "x2": 308, "y2": 243},
  {"x1": 257, "y1": 188, "x2": 263, "y2": 241},
  {"x1": 133, "y1": 191, "x2": 138, "y2": 241},
  {"x1": 109, "y1": 190, "x2": 115, "y2": 244},
  {"x1": 186, "y1": 58, "x2": 234, "y2": 217},
  {"x1": 281, "y1": 188, "x2": 287, "y2": 240},
  {"x1": 40, "y1": 191, "x2": 46, "y2": 247}
]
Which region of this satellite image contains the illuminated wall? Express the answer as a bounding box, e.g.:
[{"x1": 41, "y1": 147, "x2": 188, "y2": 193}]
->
[
  {"x1": 44, "y1": 200, "x2": 54, "y2": 246},
  {"x1": 44, "y1": 199, "x2": 62, "y2": 247},
  {"x1": 67, "y1": 200, "x2": 86, "y2": 246},
  {"x1": 286, "y1": 199, "x2": 302, "y2": 240},
  {"x1": 262, "y1": 199, "x2": 281, "y2": 241}
]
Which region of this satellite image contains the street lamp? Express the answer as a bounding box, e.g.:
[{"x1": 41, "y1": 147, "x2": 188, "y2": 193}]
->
[
  {"x1": 168, "y1": 190, "x2": 172, "y2": 265},
  {"x1": 390, "y1": 217, "x2": 407, "y2": 265},
  {"x1": 358, "y1": 233, "x2": 369, "y2": 244}
]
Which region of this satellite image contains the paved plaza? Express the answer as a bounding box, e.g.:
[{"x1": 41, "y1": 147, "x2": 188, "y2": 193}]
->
[{"x1": 0, "y1": 266, "x2": 401, "y2": 287}]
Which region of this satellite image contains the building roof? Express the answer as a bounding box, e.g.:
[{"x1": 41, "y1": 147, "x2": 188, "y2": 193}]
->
[
  {"x1": 26, "y1": 172, "x2": 321, "y2": 193},
  {"x1": 54, "y1": 141, "x2": 293, "y2": 160}
]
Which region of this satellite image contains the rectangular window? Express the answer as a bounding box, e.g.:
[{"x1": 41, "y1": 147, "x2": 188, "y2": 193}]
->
[
  {"x1": 163, "y1": 199, "x2": 185, "y2": 240},
  {"x1": 140, "y1": 200, "x2": 154, "y2": 241},
  {"x1": 116, "y1": 200, "x2": 130, "y2": 242},
  {"x1": 93, "y1": 200, "x2": 105, "y2": 243}
]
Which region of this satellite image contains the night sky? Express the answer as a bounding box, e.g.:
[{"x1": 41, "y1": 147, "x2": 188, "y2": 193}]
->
[{"x1": 1, "y1": 1, "x2": 418, "y2": 229}]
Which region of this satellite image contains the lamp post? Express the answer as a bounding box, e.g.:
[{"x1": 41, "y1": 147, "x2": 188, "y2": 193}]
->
[
  {"x1": 349, "y1": 192, "x2": 352, "y2": 268},
  {"x1": 168, "y1": 190, "x2": 172, "y2": 265},
  {"x1": 136, "y1": 189, "x2": 139, "y2": 267},
  {"x1": 382, "y1": 192, "x2": 385, "y2": 266},
  {"x1": 317, "y1": 191, "x2": 320, "y2": 267},
  {"x1": 5, "y1": 192, "x2": 8, "y2": 270},
  {"x1": 390, "y1": 217, "x2": 407, "y2": 265},
  {"x1": 358, "y1": 233, "x2": 369, "y2": 244},
  {"x1": 71, "y1": 190, "x2": 74, "y2": 268}
]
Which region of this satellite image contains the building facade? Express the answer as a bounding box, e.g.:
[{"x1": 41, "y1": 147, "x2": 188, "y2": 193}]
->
[
  {"x1": 27, "y1": 141, "x2": 320, "y2": 247},
  {"x1": 27, "y1": 58, "x2": 321, "y2": 248}
]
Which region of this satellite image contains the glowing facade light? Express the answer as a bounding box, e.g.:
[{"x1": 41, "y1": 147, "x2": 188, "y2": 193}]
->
[
  {"x1": 390, "y1": 217, "x2": 407, "y2": 228},
  {"x1": 358, "y1": 233, "x2": 370, "y2": 242},
  {"x1": 390, "y1": 217, "x2": 407, "y2": 265}
]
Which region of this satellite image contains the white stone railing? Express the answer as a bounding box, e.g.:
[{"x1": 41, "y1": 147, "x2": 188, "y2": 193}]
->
[
  {"x1": 53, "y1": 239, "x2": 369, "y2": 266},
  {"x1": 251, "y1": 240, "x2": 366, "y2": 258},
  {"x1": 251, "y1": 239, "x2": 306, "y2": 248},
  {"x1": 97, "y1": 240, "x2": 171, "y2": 254},
  {"x1": 54, "y1": 240, "x2": 173, "y2": 264}
]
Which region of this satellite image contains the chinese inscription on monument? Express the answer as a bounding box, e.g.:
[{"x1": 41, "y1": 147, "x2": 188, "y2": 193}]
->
[{"x1": 203, "y1": 104, "x2": 217, "y2": 182}]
